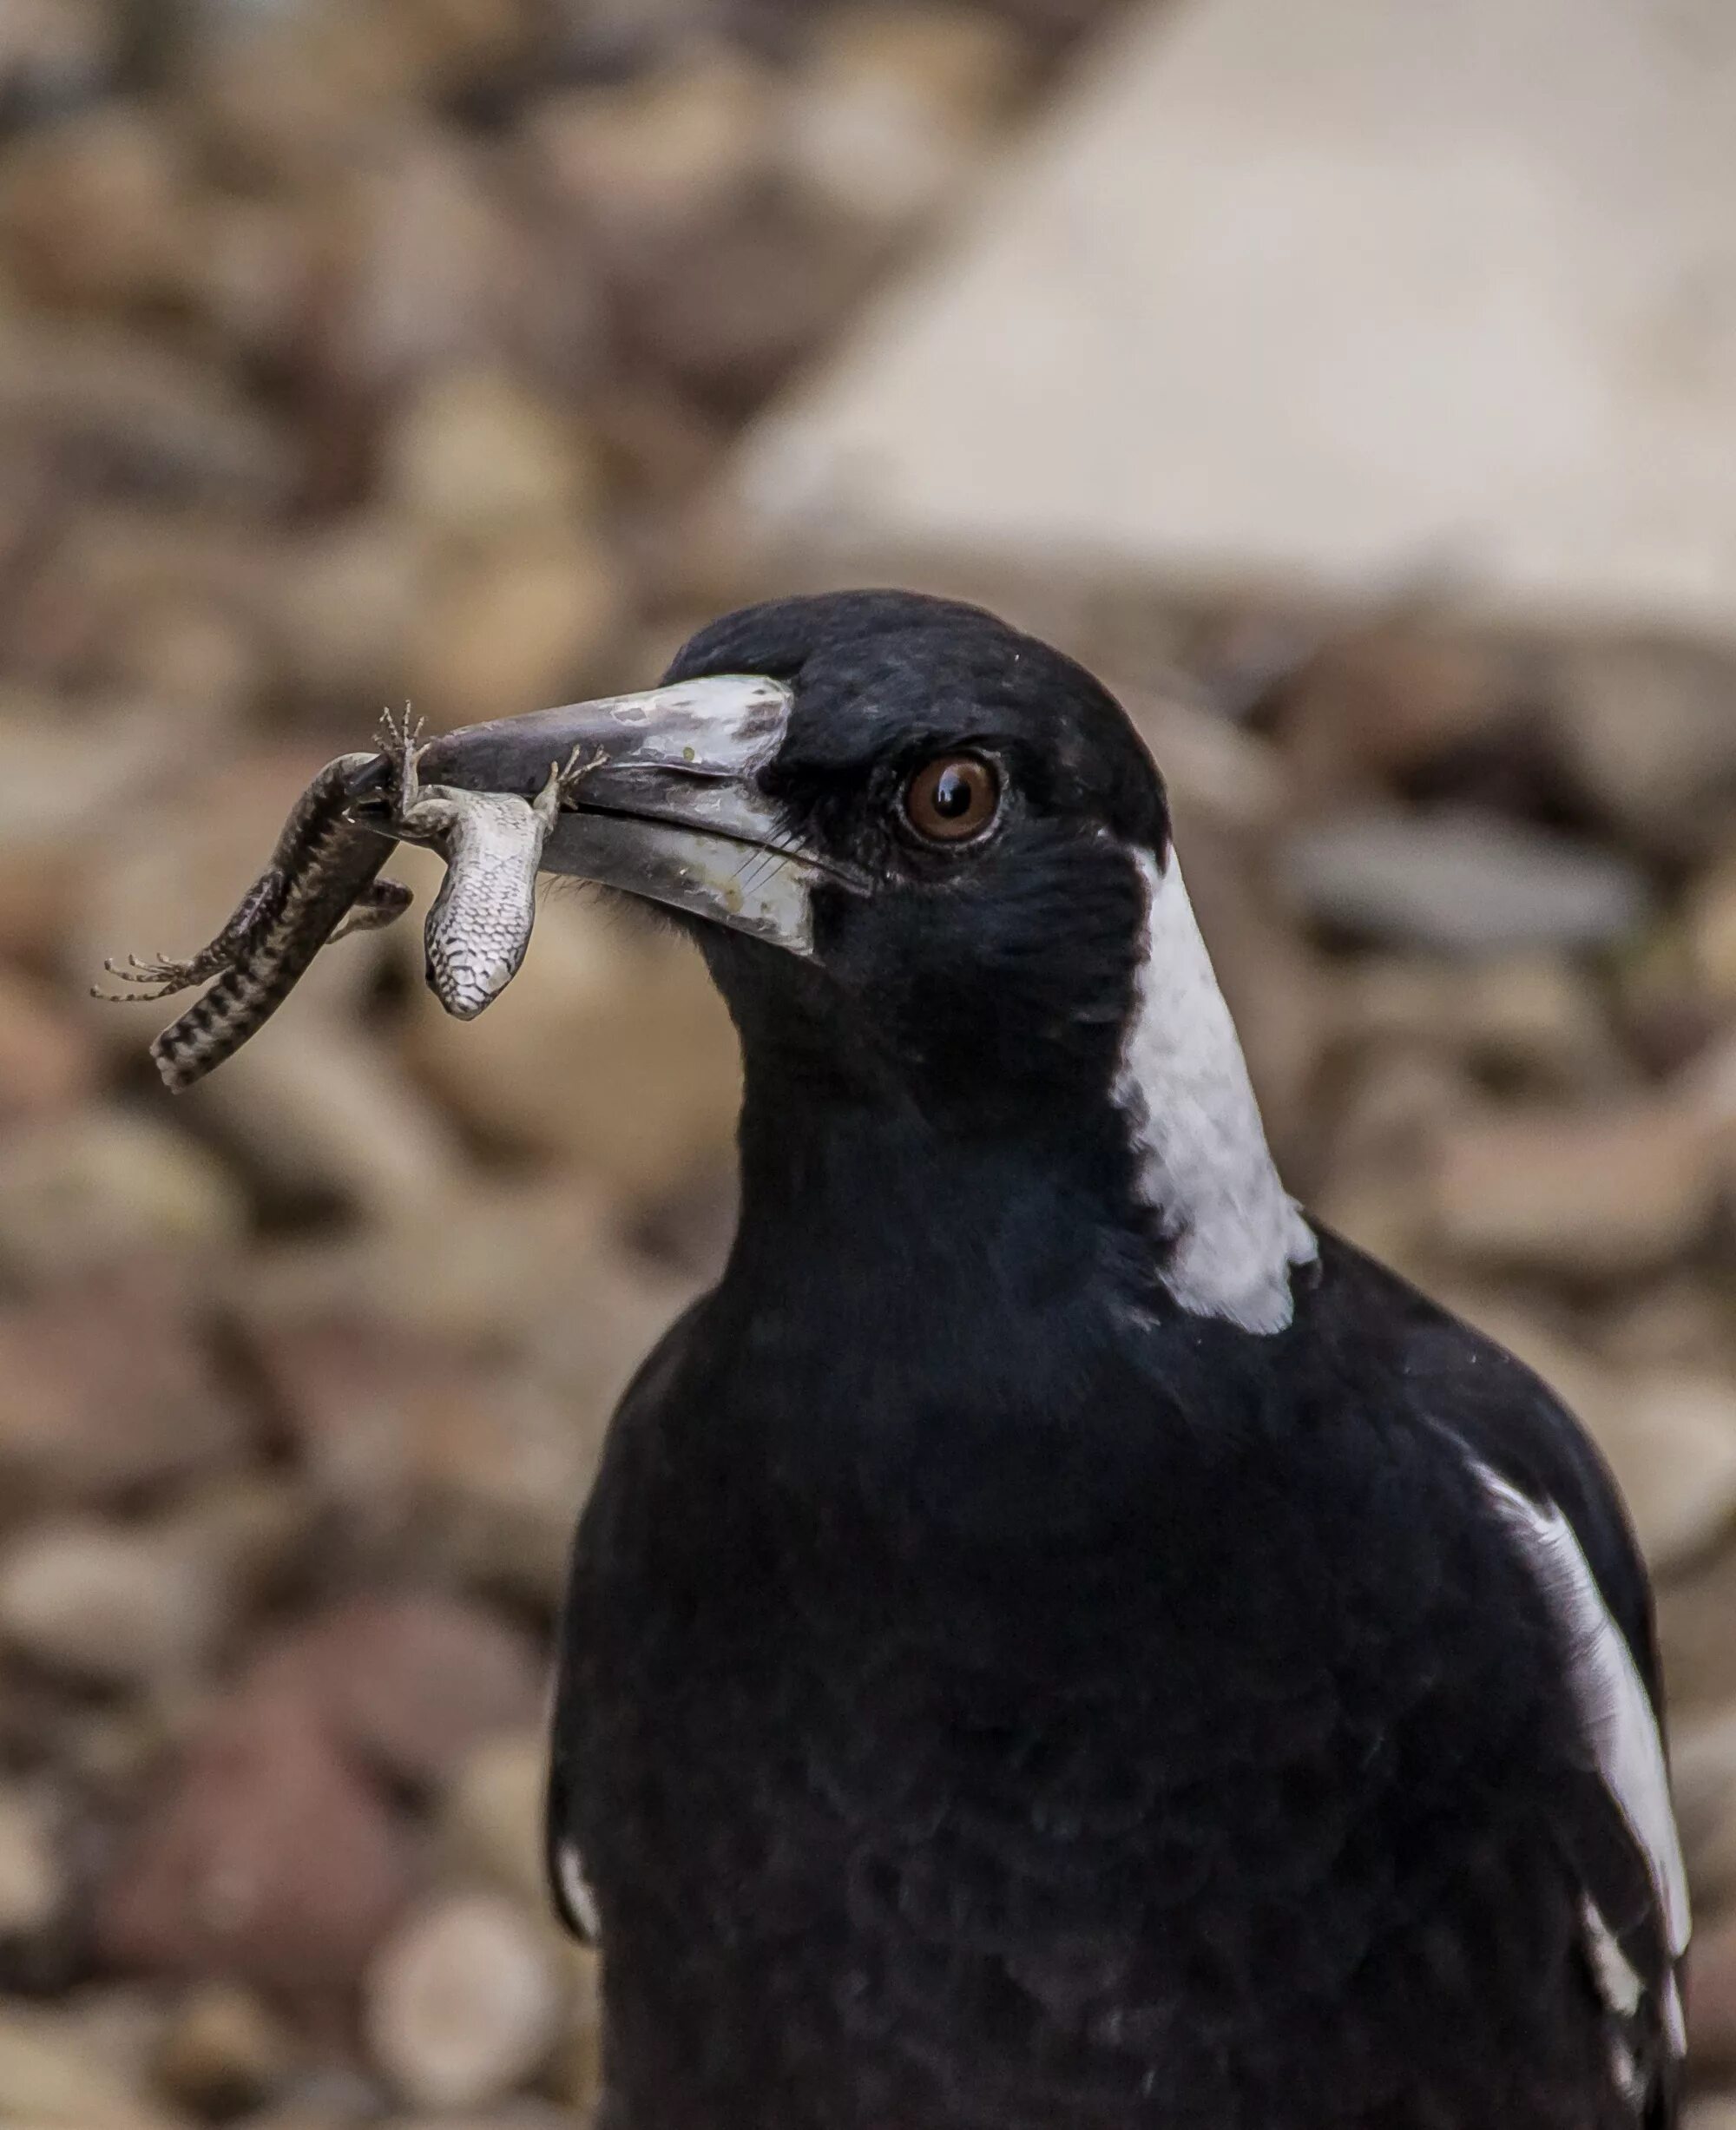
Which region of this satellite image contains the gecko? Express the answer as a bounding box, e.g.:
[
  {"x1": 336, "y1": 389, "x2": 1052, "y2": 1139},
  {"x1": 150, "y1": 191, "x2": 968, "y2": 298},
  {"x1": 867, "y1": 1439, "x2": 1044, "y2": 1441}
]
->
[{"x1": 96, "y1": 711, "x2": 601, "y2": 1089}]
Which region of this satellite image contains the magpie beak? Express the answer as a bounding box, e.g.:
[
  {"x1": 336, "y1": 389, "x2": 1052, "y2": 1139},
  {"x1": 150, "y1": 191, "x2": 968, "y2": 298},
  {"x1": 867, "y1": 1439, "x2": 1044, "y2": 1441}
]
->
[{"x1": 349, "y1": 675, "x2": 862, "y2": 955}]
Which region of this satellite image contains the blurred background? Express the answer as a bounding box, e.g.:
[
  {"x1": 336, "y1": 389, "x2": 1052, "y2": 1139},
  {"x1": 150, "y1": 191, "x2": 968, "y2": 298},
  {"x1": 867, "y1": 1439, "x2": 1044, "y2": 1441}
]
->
[{"x1": 2, "y1": 0, "x2": 1736, "y2": 2125}]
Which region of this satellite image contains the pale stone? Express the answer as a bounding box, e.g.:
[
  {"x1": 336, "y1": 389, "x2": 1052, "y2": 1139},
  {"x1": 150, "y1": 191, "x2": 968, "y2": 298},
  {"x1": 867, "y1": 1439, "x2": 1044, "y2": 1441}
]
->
[
  {"x1": 0, "y1": 1111, "x2": 243, "y2": 1285},
  {"x1": 526, "y1": 56, "x2": 777, "y2": 247},
  {"x1": 1308, "y1": 1167, "x2": 1435, "y2": 1288},
  {"x1": 0, "y1": 2005, "x2": 176, "y2": 2128},
  {"x1": 0, "y1": 314, "x2": 290, "y2": 507},
  {"x1": 0, "y1": 1517, "x2": 227, "y2": 1687},
  {"x1": 1427, "y1": 1100, "x2": 1720, "y2": 1277},
  {"x1": 111, "y1": 596, "x2": 264, "y2": 724},
  {"x1": 1598, "y1": 1281, "x2": 1736, "y2": 1374},
  {"x1": 1660, "y1": 1546, "x2": 1736, "y2": 1715},
  {"x1": 96, "y1": 1689, "x2": 412, "y2": 1995},
  {"x1": 1558, "y1": 641, "x2": 1736, "y2": 856},
  {"x1": 0, "y1": 693, "x2": 189, "y2": 957},
  {"x1": 1318, "y1": 1049, "x2": 1472, "y2": 1240},
  {"x1": 1589, "y1": 1372, "x2": 1736, "y2": 1572},
  {"x1": 1279, "y1": 809, "x2": 1647, "y2": 955},
  {"x1": 41, "y1": 1989, "x2": 168, "y2": 2112},
  {"x1": 440, "y1": 1731, "x2": 547, "y2": 1908},
  {"x1": 1445, "y1": 956, "x2": 1630, "y2": 1094},
  {"x1": 277, "y1": 511, "x2": 433, "y2": 702},
  {"x1": 732, "y1": 0, "x2": 1736, "y2": 641},
  {"x1": 1691, "y1": 851, "x2": 1736, "y2": 1004},
  {"x1": 1692, "y1": 1911, "x2": 1736, "y2": 2076},
  {"x1": 1117, "y1": 681, "x2": 1289, "y2": 832},
  {"x1": 545, "y1": 1941, "x2": 604, "y2": 2112},
  {"x1": 236, "y1": 1176, "x2": 672, "y2": 1352},
  {"x1": 0, "y1": 1272, "x2": 246, "y2": 1509},
  {"x1": 384, "y1": 367, "x2": 602, "y2": 537},
  {"x1": 402, "y1": 894, "x2": 740, "y2": 1201},
  {"x1": 782, "y1": 5, "x2": 1031, "y2": 227},
  {"x1": 0, "y1": 966, "x2": 97, "y2": 1124},
  {"x1": 0, "y1": 106, "x2": 196, "y2": 311},
  {"x1": 1670, "y1": 1705, "x2": 1736, "y2": 1916},
  {"x1": 404, "y1": 529, "x2": 626, "y2": 729},
  {"x1": 188, "y1": 1007, "x2": 470, "y2": 1225},
  {"x1": 245, "y1": 1593, "x2": 543, "y2": 1789},
  {"x1": 0, "y1": 0, "x2": 116, "y2": 118},
  {"x1": 250, "y1": 1321, "x2": 613, "y2": 1606},
  {"x1": 1335, "y1": 955, "x2": 1628, "y2": 1096},
  {"x1": 152, "y1": 1982, "x2": 295, "y2": 2120},
  {"x1": 326, "y1": 134, "x2": 547, "y2": 393},
  {"x1": 365, "y1": 1890, "x2": 564, "y2": 2111},
  {"x1": 0, "y1": 1785, "x2": 59, "y2": 1938}
]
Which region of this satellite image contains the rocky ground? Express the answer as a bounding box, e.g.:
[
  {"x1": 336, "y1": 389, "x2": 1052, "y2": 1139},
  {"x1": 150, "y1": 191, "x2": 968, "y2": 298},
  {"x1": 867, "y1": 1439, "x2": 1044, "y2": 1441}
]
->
[{"x1": 2, "y1": 3, "x2": 1736, "y2": 2126}]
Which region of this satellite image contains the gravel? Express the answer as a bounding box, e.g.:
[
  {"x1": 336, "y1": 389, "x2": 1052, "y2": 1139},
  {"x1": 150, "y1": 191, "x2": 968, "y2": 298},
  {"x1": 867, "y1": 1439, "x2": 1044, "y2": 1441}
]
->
[{"x1": 0, "y1": 0, "x2": 1734, "y2": 2120}]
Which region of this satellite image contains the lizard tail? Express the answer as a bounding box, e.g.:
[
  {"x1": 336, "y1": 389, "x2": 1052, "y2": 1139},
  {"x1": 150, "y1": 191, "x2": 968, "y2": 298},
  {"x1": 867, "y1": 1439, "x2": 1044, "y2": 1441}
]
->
[{"x1": 150, "y1": 981, "x2": 257, "y2": 1092}]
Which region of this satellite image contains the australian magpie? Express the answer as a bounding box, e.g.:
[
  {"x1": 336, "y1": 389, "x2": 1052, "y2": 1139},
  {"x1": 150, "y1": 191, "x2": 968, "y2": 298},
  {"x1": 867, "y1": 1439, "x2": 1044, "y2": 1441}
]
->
[{"x1": 416, "y1": 590, "x2": 1689, "y2": 2129}]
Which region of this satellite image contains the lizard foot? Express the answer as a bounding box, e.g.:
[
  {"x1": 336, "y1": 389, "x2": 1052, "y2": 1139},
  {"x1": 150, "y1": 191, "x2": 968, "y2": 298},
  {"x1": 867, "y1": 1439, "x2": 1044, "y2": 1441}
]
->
[
  {"x1": 90, "y1": 949, "x2": 222, "y2": 1004},
  {"x1": 92, "y1": 867, "x2": 283, "y2": 1007},
  {"x1": 376, "y1": 704, "x2": 426, "y2": 808},
  {"x1": 557, "y1": 742, "x2": 609, "y2": 803},
  {"x1": 534, "y1": 744, "x2": 610, "y2": 828}
]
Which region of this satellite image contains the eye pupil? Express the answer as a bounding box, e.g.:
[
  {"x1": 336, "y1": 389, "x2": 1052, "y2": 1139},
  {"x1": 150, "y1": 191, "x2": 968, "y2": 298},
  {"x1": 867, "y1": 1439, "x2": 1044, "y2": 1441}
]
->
[{"x1": 904, "y1": 754, "x2": 1001, "y2": 844}]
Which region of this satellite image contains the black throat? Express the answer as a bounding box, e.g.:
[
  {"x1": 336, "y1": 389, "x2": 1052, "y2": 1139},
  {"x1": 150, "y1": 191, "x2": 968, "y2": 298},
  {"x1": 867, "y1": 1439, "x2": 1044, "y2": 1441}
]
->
[{"x1": 692, "y1": 1022, "x2": 1199, "y2": 1544}]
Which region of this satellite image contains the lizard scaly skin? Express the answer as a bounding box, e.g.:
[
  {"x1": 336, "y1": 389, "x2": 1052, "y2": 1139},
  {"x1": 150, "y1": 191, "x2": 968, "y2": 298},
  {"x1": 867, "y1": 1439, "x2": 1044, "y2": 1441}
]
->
[
  {"x1": 95, "y1": 752, "x2": 409, "y2": 1091},
  {"x1": 377, "y1": 706, "x2": 602, "y2": 1020}
]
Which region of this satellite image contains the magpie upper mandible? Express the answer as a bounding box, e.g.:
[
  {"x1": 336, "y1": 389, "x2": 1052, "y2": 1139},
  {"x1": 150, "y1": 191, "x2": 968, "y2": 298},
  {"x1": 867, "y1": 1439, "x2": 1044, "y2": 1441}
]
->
[{"x1": 415, "y1": 590, "x2": 1689, "y2": 2130}]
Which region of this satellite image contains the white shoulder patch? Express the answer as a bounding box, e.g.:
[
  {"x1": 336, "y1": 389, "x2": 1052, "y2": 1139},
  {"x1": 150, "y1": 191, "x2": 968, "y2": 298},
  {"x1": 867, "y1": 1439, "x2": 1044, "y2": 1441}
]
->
[
  {"x1": 1582, "y1": 1895, "x2": 1643, "y2": 2015},
  {"x1": 1477, "y1": 1467, "x2": 1690, "y2": 1969},
  {"x1": 1114, "y1": 851, "x2": 1315, "y2": 1335},
  {"x1": 555, "y1": 1835, "x2": 602, "y2": 1942}
]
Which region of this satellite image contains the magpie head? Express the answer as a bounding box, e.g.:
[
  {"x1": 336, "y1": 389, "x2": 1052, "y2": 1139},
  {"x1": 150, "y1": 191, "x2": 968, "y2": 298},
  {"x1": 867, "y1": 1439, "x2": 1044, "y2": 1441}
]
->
[
  {"x1": 412, "y1": 589, "x2": 1313, "y2": 1331},
  {"x1": 655, "y1": 592, "x2": 1171, "y2": 1117}
]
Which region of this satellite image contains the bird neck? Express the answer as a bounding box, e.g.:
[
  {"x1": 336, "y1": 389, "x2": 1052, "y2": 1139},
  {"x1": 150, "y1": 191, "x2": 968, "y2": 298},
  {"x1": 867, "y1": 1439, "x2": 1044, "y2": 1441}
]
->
[
  {"x1": 1112, "y1": 851, "x2": 1316, "y2": 1336},
  {"x1": 715, "y1": 842, "x2": 1315, "y2": 1342},
  {"x1": 727, "y1": 1081, "x2": 1150, "y2": 1324}
]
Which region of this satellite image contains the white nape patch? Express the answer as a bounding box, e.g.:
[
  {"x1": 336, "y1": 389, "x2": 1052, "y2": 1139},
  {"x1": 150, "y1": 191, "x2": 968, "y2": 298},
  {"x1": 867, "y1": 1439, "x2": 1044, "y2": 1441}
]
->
[
  {"x1": 1478, "y1": 1468, "x2": 1691, "y2": 1988},
  {"x1": 1114, "y1": 850, "x2": 1316, "y2": 1334},
  {"x1": 555, "y1": 1837, "x2": 602, "y2": 1942}
]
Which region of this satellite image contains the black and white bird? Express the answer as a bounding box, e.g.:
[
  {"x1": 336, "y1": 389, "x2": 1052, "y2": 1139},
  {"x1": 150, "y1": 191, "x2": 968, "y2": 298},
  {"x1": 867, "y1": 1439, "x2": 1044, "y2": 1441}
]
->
[{"x1": 418, "y1": 590, "x2": 1689, "y2": 2129}]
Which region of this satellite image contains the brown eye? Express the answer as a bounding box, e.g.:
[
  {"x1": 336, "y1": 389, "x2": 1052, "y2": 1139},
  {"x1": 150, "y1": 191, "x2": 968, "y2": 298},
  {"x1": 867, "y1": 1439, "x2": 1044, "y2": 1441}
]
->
[{"x1": 904, "y1": 755, "x2": 1001, "y2": 844}]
